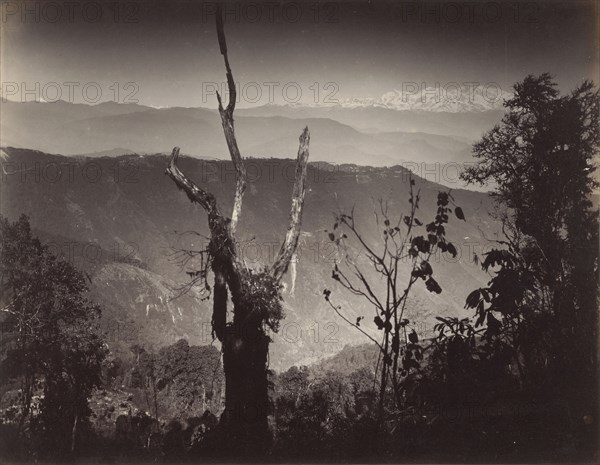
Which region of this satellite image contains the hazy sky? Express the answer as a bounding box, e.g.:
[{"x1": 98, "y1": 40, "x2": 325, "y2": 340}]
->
[{"x1": 1, "y1": 0, "x2": 598, "y2": 107}]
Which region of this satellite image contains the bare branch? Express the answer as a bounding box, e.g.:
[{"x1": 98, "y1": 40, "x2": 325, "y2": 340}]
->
[
  {"x1": 216, "y1": 3, "x2": 236, "y2": 116},
  {"x1": 272, "y1": 127, "x2": 311, "y2": 281},
  {"x1": 165, "y1": 147, "x2": 219, "y2": 216},
  {"x1": 325, "y1": 297, "x2": 384, "y2": 352},
  {"x1": 336, "y1": 265, "x2": 383, "y2": 311},
  {"x1": 215, "y1": 4, "x2": 246, "y2": 233},
  {"x1": 165, "y1": 147, "x2": 242, "y2": 275}
]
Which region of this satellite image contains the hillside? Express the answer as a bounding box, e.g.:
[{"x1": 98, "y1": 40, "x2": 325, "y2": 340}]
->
[{"x1": 0, "y1": 147, "x2": 500, "y2": 369}]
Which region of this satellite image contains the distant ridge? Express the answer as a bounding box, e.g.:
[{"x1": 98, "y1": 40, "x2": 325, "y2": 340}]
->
[{"x1": 336, "y1": 85, "x2": 512, "y2": 113}]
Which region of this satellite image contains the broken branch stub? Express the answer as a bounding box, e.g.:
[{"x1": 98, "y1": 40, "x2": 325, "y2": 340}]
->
[{"x1": 272, "y1": 127, "x2": 311, "y2": 282}]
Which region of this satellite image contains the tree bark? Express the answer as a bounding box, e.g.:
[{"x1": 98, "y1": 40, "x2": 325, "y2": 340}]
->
[
  {"x1": 71, "y1": 412, "x2": 79, "y2": 453},
  {"x1": 221, "y1": 316, "x2": 270, "y2": 455},
  {"x1": 164, "y1": 5, "x2": 310, "y2": 456}
]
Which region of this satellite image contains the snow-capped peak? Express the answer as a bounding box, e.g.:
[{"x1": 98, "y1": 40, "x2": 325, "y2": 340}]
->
[{"x1": 337, "y1": 84, "x2": 512, "y2": 113}]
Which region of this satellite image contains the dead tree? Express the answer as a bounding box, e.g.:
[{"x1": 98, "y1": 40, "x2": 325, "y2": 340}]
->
[{"x1": 165, "y1": 6, "x2": 310, "y2": 455}]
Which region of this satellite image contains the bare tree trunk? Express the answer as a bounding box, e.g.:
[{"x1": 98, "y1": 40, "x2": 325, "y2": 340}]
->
[
  {"x1": 71, "y1": 412, "x2": 79, "y2": 453},
  {"x1": 18, "y1": 372, "x2": 34, "y2": 432},
  {"x1": 152, "y1": 379, "x2": 159, "y2": 431},
  {"x1": 377, "y1": 337, "x2": 389, "y2": 425},
  {"x1": 221, "y1": 318, "x2": 270, "y2": 455},
  {"x1": 164, "y1": 5, "x2": 310, "y2": 456}
]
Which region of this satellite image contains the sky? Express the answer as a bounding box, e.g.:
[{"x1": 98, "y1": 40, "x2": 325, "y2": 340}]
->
[{"x1": 1, "y1": 0, "x2": 598, "y2": 107}]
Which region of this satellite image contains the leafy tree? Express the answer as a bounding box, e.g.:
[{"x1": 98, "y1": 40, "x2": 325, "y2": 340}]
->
[
  {"x1": 457, "y1": 75, "x2": 599, "y2": 458},
  {"x1": 273, "y1": 368, "x2": 365, "y2": 459},
  {"x1": 154, "y1": 339, "x2": 223, "y2": 418},
  {"x1": 125, "y1": 339, "x2": 224, "y2": 429},
  {"x1": 461, "y1": 74, "x2": 599, "y2": 390},
  {"x1": 130, "y1": 347, "x2": 159, "y2": 427},
  {"x1": 0, "y1": 214, "x2": 107, "y2": 457}
]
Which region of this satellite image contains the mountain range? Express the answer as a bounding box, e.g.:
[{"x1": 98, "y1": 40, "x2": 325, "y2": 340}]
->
[
  {"x1": 0, "y1": 147, "x2": 501, "y2": 370},
  {"x1": 0, "y1": 94, "x2": 507, "y2": 369},
  {"x1": 0, "y1": 100, "x2": 505, "y2": 183}
]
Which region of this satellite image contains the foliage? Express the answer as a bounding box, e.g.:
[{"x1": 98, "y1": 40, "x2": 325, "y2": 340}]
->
[
  {"x1": 323, "y1": 180, "x2": 463, "y2": 421},
  {"x1": 238, "y1": 268, "x2": 285, "y2": 333},
  {"x1": 272, "y1": 366, "x2": 379, "y2": 460},
  {"x1": 155, "y1": 339, "x2": 223, "y2": 417},
  {"x1": 461, "y1": 74, "x2": 599, "y2": 391},
  {"x1": 126, "y1": 339, "x2": 223, "y2": 422},
  {"x1": 0, "y1": 214, "x2": 107, "y2": 458},
  {"x1": 409, "y1": 74, "x2": 600, "y2": 460}
]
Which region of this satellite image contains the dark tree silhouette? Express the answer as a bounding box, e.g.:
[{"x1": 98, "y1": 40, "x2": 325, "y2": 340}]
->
[
  {"x1": 461, "y1": 74, "x2": 599, "y2": 451},
  {"x1": 0, "y1": 214, "x2": 106, "y2": 458},
  {"x1": 164, "y1": 6, "x2": 310, "y2": 455}
]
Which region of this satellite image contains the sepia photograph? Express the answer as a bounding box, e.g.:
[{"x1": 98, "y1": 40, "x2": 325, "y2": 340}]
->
[{"x1": 0, "y1": 0, "x2": 598, "y2": 462}]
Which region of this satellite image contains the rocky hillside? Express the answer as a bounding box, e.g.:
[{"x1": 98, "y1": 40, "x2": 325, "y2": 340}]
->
[{"x1": 0, "y1": 147, "x2": 501, "y2": 369}]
